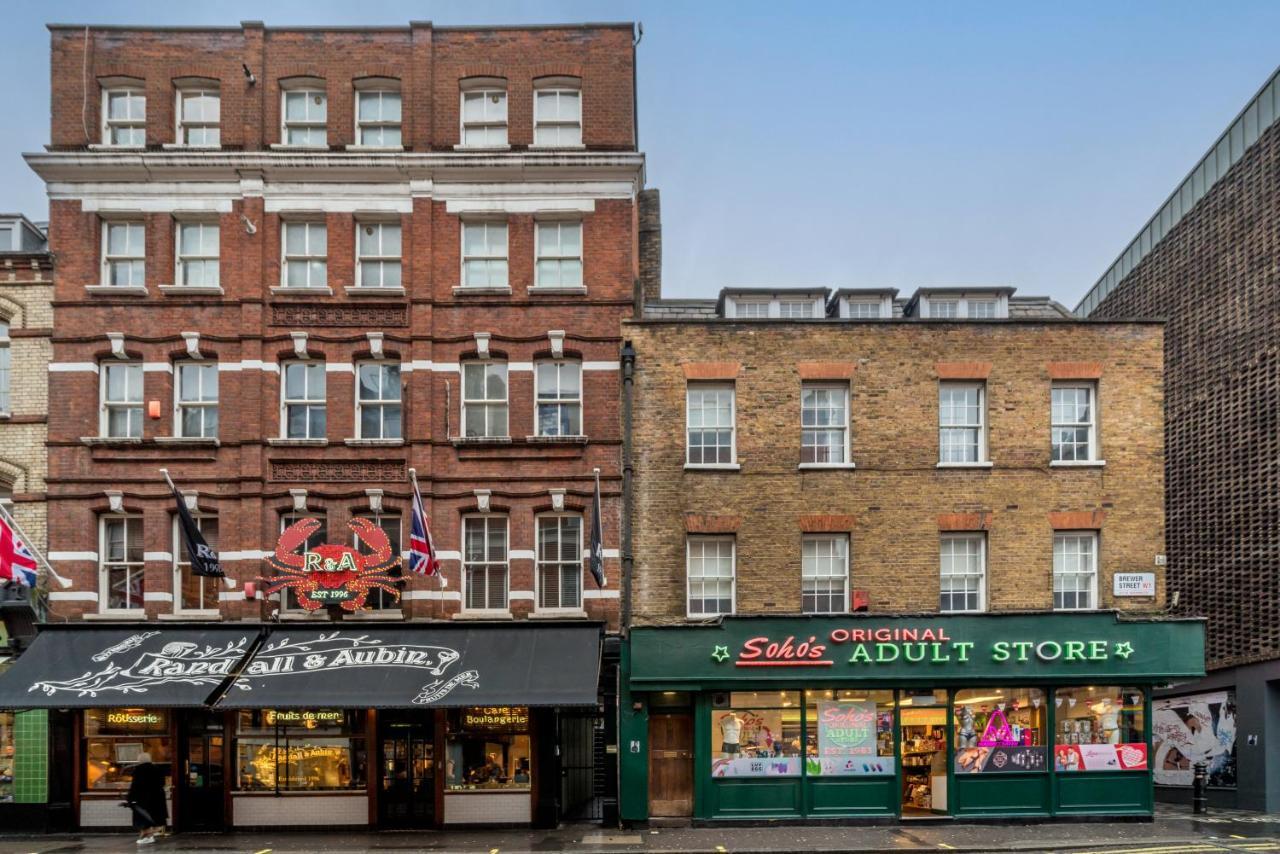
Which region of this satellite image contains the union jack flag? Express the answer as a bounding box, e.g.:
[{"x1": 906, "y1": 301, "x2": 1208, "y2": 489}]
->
[
  {"x1": 409, "y1": 477, "x2": 444, "y2": 584},
  {"x1": 0, "y1": 513, "x2": 38, "y2": 588}
]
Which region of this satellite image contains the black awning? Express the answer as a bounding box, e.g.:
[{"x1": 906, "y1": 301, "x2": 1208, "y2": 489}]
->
[
  {"x1": 0, "y1": 625, "x2": 261, "y2": 708},
  {"x1": 217, "y1": 623, "x2": 602, "y2": 709}
]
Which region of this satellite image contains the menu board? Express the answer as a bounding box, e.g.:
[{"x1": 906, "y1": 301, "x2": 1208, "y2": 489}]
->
[
  {"x1": 955, "y1": 745, "x2": 1046, "y2": 773},
  {"x1": 813, "y1": 701, "x2": 894, "y2": 776}
]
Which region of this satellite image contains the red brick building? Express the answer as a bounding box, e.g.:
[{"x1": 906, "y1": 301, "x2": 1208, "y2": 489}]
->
[{"x1": 15, "y1": 21, "x2": 645, "y2": 831}]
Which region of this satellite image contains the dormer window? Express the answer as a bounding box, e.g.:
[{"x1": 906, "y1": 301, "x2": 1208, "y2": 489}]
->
[
  {"x1": 724, "y1": 293, "x2": 826, "y2": 319},
  {"x1": 918, "y1": 292, "x2": 1008, "y2": 319},
  {"x1": 846, "y1": 300, "x2": 884, "y2": 318},
  {"x1": 778, "y1": 300, "x2": 816, "y2": 319}
]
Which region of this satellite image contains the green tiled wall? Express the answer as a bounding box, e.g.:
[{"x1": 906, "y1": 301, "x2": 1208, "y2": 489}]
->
[{"x1": 13, "y1": 709, "x2": 47, "y2": 803}]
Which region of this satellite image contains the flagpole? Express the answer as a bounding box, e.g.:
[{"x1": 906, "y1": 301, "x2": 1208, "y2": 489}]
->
[
  {"x1": 160, "y1": 468, "x2": 236, "y2": 589},
  {"x1": 0, "y1": 499, "x2": 71, "y2": 589}
]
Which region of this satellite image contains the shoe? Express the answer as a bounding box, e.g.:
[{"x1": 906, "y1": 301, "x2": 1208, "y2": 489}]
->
[{"x1": 136, "y1": 838, "x2": 155, "y2": 845}]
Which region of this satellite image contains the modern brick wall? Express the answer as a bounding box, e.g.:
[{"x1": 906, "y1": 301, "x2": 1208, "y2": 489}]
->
[
  {"x1": 1088, "y1": 119, "x2": 1280, "y2": 670},
  {"x1": 626, "y1": 320, "x2": 1166, "y2": 624}
]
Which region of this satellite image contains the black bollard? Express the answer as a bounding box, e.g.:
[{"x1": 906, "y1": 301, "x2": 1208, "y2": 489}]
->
[{"x1": 1192, "y1": 761, "x2": 1208, "y2": 814}]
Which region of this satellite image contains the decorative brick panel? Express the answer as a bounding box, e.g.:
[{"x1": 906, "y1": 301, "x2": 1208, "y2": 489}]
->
[
  {"x1": 937, "y1": 512, "x2": 993, "y2": 531},
  {"x1": 799, "y1": 514, "x2": 856, "y2": 532},
  {"x1": 935, "y1": 361, "x2": 992, "y2": 380},
  {"x1": 797, "y1": 362, "x2": 856, "y2": 381},
  {"x1": 269, "y1": 303, "x2": 408, "y2": 328},
  {"x1": 684, "y1": 514, "x2": 741, "y2": 534},
  {"x1": 1047, "y1": 361, "x2": 1104, "y2": 379},
  {"x1": 682, "y1": 362, "x2": 740, "y2": 381},
  {"x1": 1048, "y1": 510, "x2": 1106, "y2": 530},
  {"x1": 270, "y1": 460, "x2": 406, "y2": 483}
]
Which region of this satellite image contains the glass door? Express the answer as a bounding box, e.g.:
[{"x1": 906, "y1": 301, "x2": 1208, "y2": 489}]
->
[
  {"x1": 898, "y1": 689, "x2": 949, "y2": 817},
  {"x1": 178, "y1": 712, "x2": 226, "y2": 831},
  {"x1": 378, "y1": 714, "x2": 435, "y2": 827}
]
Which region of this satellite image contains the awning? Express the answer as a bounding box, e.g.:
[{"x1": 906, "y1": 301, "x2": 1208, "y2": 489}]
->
[
  {"x1": 0, "y1": 625, "x2": 260, "y2": 708},
  {"x1": 217, "y1": 623, "x2": 601, "y2": 710}
]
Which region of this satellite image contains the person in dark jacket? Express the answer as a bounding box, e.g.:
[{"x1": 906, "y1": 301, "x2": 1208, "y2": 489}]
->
[{"x1": 126, "y1": 752, "x2": 168, "y2": 845}]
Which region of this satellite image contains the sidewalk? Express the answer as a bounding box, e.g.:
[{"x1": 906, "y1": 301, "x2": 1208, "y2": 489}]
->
[{"x1": 0, "y1": 806, "x2": 1277, "y2": 854}]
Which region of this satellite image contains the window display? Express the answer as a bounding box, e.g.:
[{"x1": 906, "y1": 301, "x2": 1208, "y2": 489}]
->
[
  {"x1": 954, "y1": 687, "x2": 1046, "y2": 773},
  {"x1": 0, "y1": 711, "x2": 13, "y2": 803},
  {"x1": 711, "y1": 691, "x2": 802, "y2": 777},
  {"x1": 803, "y1": 689, "x2": 894, "y2": 776},
  {"x1": 83, "y1": 708, "x2": 172, "y2": 791},
  {"x1": 235, "y1": 709, "x2": 366, "y2": 792},
  {"x1": 445, "y1": 706, "x2": 531, "y2": 791},
  {"x1": 1054, "y1": 687, "x2": 1147, "y2": 772}
]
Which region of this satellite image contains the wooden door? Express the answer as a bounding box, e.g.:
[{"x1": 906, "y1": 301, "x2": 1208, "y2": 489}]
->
[{"x1": 648, "y1": 713, "x2": 693, "y2": 817}]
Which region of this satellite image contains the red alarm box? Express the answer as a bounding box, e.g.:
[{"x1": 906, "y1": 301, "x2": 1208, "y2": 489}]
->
[{"x1": 851, "y1": 589, "x2": 870, "y2": 612}]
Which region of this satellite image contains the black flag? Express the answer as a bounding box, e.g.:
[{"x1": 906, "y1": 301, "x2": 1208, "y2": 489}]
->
[
  {"x1": 167, "y1": 477, "x2": 223, "y2": 578},
  {"x1": 589, "y1": 469, "x2": 605, "y2": 587}
]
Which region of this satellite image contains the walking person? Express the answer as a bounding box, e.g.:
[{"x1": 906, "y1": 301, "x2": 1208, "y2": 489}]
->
[{"x1": 126, "y1": 752, "x2": 168, "y2": 845}]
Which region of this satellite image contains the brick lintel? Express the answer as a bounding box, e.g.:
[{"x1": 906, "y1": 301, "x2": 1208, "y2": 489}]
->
[
  {"x1": 1048, "y1": 510, "x2": 1106, "y2": 529},
  {"x1": 1047, "y1": 361, "x2": 1104, "y2": 379},
  {"x1": 684, "y1": 513, "x2": 741, "y2": 533},
  {"x1": 682, "y1": 362, "x2": 741, "y2": 381},
  {"x1": 799, "y1": 513, "x2": 857, "y2": 532},
  {"x1": 936, "y1": 361, "x2": 992, "y2": 380},
  {"x1": 797, "y1": 362, "x2": 856, "y2": 381},
  {"x1": 937, "y1": 512, "x2": 993, "y2": 531}
]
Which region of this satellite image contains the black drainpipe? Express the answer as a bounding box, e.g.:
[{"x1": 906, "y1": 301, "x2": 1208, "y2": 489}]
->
[{"x1": 620, "y1": 341, "x2": 636, "y2": 636}]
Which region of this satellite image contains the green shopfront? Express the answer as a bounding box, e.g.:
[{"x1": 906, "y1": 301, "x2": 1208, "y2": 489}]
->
[{"x1": 620, "y1": 614, "x2": 1204, "y2": 823}]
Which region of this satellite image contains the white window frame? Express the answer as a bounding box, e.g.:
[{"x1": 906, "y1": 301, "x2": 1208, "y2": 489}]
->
[
  {"x1": 0, "y1": 319, "x2": 10, "y2": 415},
  {"x1": 100, "y1": 361, "x2": 143, "y2": 439},
  {"x1": 174, "y1": 220, "x2": 220, "y2": 287},
  {"x1": 355, "y1": 220, "x2": 402, "y2": 289},
  {"x1": 938, "y1": 381, "x2": 987, "y2": 465},
  {"x1": 354, "y1": 512, "x2": 402, "y2": 610},
  {"x1": 778, "y1": 299, "x2": 818, "y2": 319},
  {"x1": 173, "y1": 512, "x2": 219, "y2": 615},
  {"x1": 939, "y1": 532, "x2": 986, "y2": 613},
  {"x1": 533, "y1": 79, "x2": 582, "y2": 147},
  {"x1": 100, "y1": 515, "x2": 145, "y2": 614},
  {"x1": 534, "y1": 360, "x2": 582, "y2": 438},
  {"x1": 354, "y1": 86, "x2": 403, "y2": 148},
  {"x1": 460, "y1": 220, "x2": 509, "y2": 289},
  {"x1": 461, "y1": 360, "x2": 509, "y2": 439},
  {"x1": 1051, "y1": 382, "x2": 1100, "y2": 464},
  {"x1": 1053, "y1": 531, "x2": 1098, "y2": 611},
  {"x1": 355, "y1": 361, "x2": 402, "y2": 440},
  {"x1": 800, "y1": 382, "x2": 850, "y2": 467},
  {"x1": 281, "y1": 85, "x2": 328, "y2": 147},
  {"x1": 175, "y1": 86, "x2": 220, "y2": 147},
  {"x1": 685, "y1": 383, "x2": 737, "y2": 468},
  {"x1": 686, "y1": 535, "x2": 736, "y2": 618},
  {"x1": 101, "y1": 87, "x2": 146, "y2": 147},
  {"x1": 280, "y1": 360, "x2": 326, "y2": 440},
  {"x1": 536, "y1": 513, "x2": 583, "y2": 612},
  {"x1": 101, "y1": 220, "x2": 146, "y2": 288},
  {"x1": 533, "y1": 220, "x2": 583, "y2": 289},
  {"x1": 730, "y1": 299, "x2": 770, "y2": 319},
  {"x1": 459, "y1": 82, "x2": 508, "y2": 148},
  {"x1": 281, "y1": 220, "x2": 328, "y2": 289},
  {"x1": 920, "y1": 292, "x2": 1008, "y2": 319},
  {"x1": 801, "y1": 534, "x2": 849, "y2": 614},
  {"x1": 174, "y1": 360, "x2": 219, "y2": 439},
  {"x1": 462, "y1": 515, "x2": 509, "y2": 613},
  {"x1": 844, "y1": 299, "x2": 885, "y2": 319}
]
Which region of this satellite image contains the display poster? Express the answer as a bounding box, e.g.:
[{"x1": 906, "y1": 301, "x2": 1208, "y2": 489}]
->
[
  {"x1": 1054, "y1": 742, "x2": 1148, "y2": 772},
  {"x1": 955, "y1": 745, "x2": 1046, "y2": 773},
  {"x1": 711, "y1": 756, "x2": 802, "y2": 778},
  {"x1": 1153, "y1": 691, "x2": 1236, "y2": 788},
  {"x1": 711, "y1": 708, "x2": 799, "y2": 777},
  {"x1": 812, "y1": 701, "x2": 893, "y2": 776}
]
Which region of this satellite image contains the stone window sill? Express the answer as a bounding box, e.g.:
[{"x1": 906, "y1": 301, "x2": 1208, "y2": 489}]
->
[
  {"x1": 1050, "y1": 460, "x2": 1107, "y2": 468},
  {"x1": 269, "y1": 143, "x2": 329, "y2": 152},
  {"x1": 525, "y1": 435, "x2": 588, "y2": 445},
  {"x1": 0, "y1": 412, "x2": 10, "y2": 421},
  {"x1": 345, "y1": 286, "x2": 406, "y2": 297},
  {"x1": 267, "y1": 438, "x2": 328, "y2": 447},
  {"x1": 81, "y1": 436, "x2": 144, "y2": 446},
  {"x1": 345, "y1": 438, "x2": 404, "y2": 447},
  {"x1": 156, "y1": 436, "x2": 220, "y2": 447},
  {"x1": 451, "y1": 436, "x2": 512, "y2": 446},
  {"x1": 344, "y1": 145, "x2": 405, "y2": 153},
  {"x1": 452, "y1": 286, "x2": 512, "y2": 296},
  {"x1": 936, "y1": 461, "x2": 994, "y2": 469},
  {"x1": 158, "y1": 284, "x2": 225, "y2": 296},
  {"x1": 528, "y1": 285, "x2": 588, "y2": 296},
  {"x1": 270, "y1": 286, "x2": 334, "y2": 297},
  {"x1": 684, "y1": 463, "x2": 741, "y2": 472},
  {"x1": 344, "y1": 609, "x2": 405, "y2": 621},
  {"x1": 279, "y1": 611, "x2": 332, "y2": 621},
  {"x1": 530, "y1": 609, "x2": 589, "y2": 620},
  {"x1": 88, "y1": 143, "x2": 144, "y2": 151},
  {"x1": 161, "y1": 143, "x2": 221, "y2": 151},
  {"x1": 84, "y1": 611, "x2": 147, "y2": 621},
  {"x1": 798, "y1": 462, "x2": 856, "y2": 470},
  {"x1": 453, "y1": 609, "x2": 514, "y2": 621},
  {"x1": 528, "y1": 144, "x2": 587, "y2": 152},
  {"x1": 453, "y1": 144, "x2": 512, "y2": 152},
  {"x1": 160, "y1": 611, "x2": 222, "y2": 621},
  {"x1": 85, "y1": 285, "x2": 148, "y2": 297}
]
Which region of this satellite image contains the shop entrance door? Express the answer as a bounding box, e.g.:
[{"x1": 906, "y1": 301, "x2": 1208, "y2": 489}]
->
[
  {"x1": 378, "y1": 714, "x2": 435, "y2": 828},
  {"x1": 178, "y1": 711, "x2": 226, "y2": 832},
  {"x1": 648, "y1": 713, "x2": 693, "y2": 817},
  {"x1": 899, "y1": 690, "x2": 949, "y2": 818}
]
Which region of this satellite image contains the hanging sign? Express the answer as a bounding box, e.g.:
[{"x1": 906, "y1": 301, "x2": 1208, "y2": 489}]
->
[{"x1": 258, "y1": 518, "x2": 401, "y2": 611}]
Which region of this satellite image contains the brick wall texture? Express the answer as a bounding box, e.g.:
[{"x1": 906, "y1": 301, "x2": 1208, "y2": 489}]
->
[
  {"x1": 627, "y1": 320, "x2": 1166, "y2": 625},
  {"x1": 1087, "y1": 118, "x2": 1280, "y2": 670}
]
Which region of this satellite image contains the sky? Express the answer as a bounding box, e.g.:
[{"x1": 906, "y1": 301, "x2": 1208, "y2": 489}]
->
[{"x1": 2, "y1": 1, "x2": 1278, "y2": 310}]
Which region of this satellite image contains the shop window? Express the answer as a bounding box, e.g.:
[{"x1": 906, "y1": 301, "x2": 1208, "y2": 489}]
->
[
  {"x1": 174, "y1": 513, "x2": 218, "y2": 612},
  {"x1": 445, "y1": 707, "x2": 531, "y2": 790},
  {"x1": 1054, "y1": 686, "x2": 1147, "y2": 772},
  {"x1": 536, "y1": 514, "x2": 582, "y2": 610},
  {"x1": 83, "y1": 709, "x2": 172, "y2": 791},
  {"x1": 801, "y1": 534, "x2": 848, "y2": 614},
  {"x1": 354, "y1": 512, "x2": 402, "y2": 610},
  {"x1": 235, "y1": 709, "x2": 366, "y2": 792},
  {"x1": 800, "y1": 383, "x2": 848, "y2": 465},
  {"x1": 803, "y1": 689, "x2": 894, "y2": 776},
  {"x1": 100, "y1": 515, "x2": 144, "y2": 612},
  {"x1": 710, "y1": 691, "x2": 802, "y2": 778},
  {"x1": 1153, "y1": 691, "x2": 1236, "y2": 788},
  {"x1": 463, "y1": 515, "x2": 508, "y2": 611},
  {"x1": 954, "y1": 688, "x2": 1047, "y2": 774},
  {"x1": 0, "y1": 710, "x2": 13, "y2": 804},
  {"x1": 686, "y1": 383, "x2": 735, "y2": 466}
]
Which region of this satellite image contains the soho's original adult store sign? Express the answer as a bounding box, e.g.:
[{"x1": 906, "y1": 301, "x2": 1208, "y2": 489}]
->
[{"x1": 630, "y1": 613, "x2": 1206, "y2": 687}]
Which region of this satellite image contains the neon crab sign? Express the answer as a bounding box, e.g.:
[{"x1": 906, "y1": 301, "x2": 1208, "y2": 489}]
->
[{"x1": 258, "y1": 517, "x2": 401, "y2": 611}]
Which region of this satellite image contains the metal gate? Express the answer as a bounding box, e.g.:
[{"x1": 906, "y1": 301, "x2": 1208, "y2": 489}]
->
[{"x1": 559, "y1": 706, "x2": 608, "y2": 821}]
